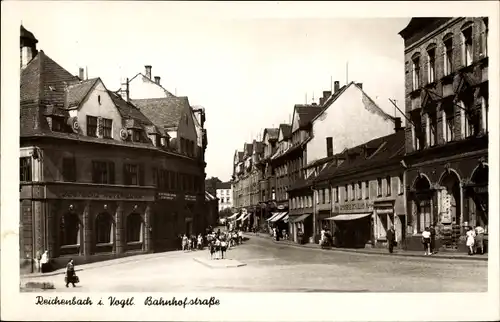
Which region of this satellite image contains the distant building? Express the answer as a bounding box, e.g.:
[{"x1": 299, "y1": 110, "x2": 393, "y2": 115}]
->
[
  {"x1": 216, "y1": 181, "x2": 233, "y2": 211},
  {"x1": 399, "y1": 18, "x2": 489, "y2": 251}
]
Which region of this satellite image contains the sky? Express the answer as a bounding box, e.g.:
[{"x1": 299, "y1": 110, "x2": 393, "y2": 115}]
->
[{"x1": 14, "y1": 2, "x2": 411, "y2": 182}]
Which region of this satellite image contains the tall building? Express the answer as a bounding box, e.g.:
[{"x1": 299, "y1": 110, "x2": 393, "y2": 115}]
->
[
  {"x1": 399, "y1": 18, "x2": 489, "y2": 251},
  {"x1": 19, "y1": 25, "x2": 208, "y2": 273}
]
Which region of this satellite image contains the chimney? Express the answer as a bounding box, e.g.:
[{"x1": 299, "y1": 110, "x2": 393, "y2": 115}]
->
[
  {"x1": 334, "y1": 81, "x2": 340, "y2": 93},
  {"x1": 154, "y1": 76, "x2": 161, "y2": 85},
  {"x1": 121, "y1": 78, "x2": 129, "y2": 102},
  {"x1": 78, "y1": 68, "x2": 85, "y2": 80},
  {"x1": 145, "y1": 65, "x2": 152, "y2": 79},
  {"x1": 323, "y1": 91, "x2": 331, "y2": 99},
  {"x1": 319, "y1": 97, "x2": 325, "y2": 106},
  {"x1": 394, "y1": 117, "x2": 403, "y2": 132},
  {"x1": 356, "y1": 83, "x2": 363, "y2": 89}
]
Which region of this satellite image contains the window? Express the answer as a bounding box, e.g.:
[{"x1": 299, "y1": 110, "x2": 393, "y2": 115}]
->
[
  {"x1": 20, "y1": 157, "x2": 32, "y2": 182},
  {"x1": 462, "y1": 24, "x2": 473, "y2": 67},
  {"x1": 444, "y1": 34, "x2": 453, "y2": 76},
  {"x1": 133, "y1": 130, "x2": 141, "y2": 142},
  {"x1": 481, "y1": 96, "x2": 488, "y2": 133},
  {"x1": 325, "y1": 188, "x2": 330, "y2": 204},
  {"x1": 418, "y1": 200, "x2": 432, "y2": 233},
  {"x1": 87, "y1": 115, "x2": 98, "y2": 137},
  {"x1": 126, "y1": 213, "x2": 143, "y2": 243},
  {"x1": 62, "y1": 157, "x2": 76, "y2": 182},
  {"x1": 365, "y1": 181, "x2": 370, "y2": 199},
  {"x1": 443, "y1": 108, "x2": 455, "y2": 142},
  {"x1": 334, "y1": 187, "x2": 339, "y2": 203},
  {"x1": 52, "y1": 116, "x2": 65, "y2": 132},
  {"x1": 351, "y1": 184, "x2": 355, "y2": 201},
  {"x1": 411, "y1": 113, "x2": 424, "y2": 150},
  {"x1": 326, "y1": 137, "x2": 333, "y2": 156},
  {"x1": 124, "y1": 164, "x2": 143, "y2": 186},
  {"x1": 427, "y1": 45, "x2": 436, "y2": 83},
  {"x1": 411, "y1": 54, "x2": 421, "y2": 90},
  {"x1": 398, "y1": 173, "x2": 404, "y2": 195},
  {"x1": 357, "y1": 182, "x2": 362, "y2": 200},
  {"x1": 428, "y1": 113, "x2": 437, "y2": 147},
  {"x1": 95, "y1": 212, "x2": 113, "y2": 244},
  {"x1": 92, "y1": 161, "x2": 115, "y2": 184},
  {"x1": 344, "y1": 184, "x2": 348, "y2": 202},
  {"x1": 60, "y1": 212, "x2": 80, "y2": 246},
  {"x1": 377, "y1": 178, "x2": 382, "y2": 197},
  {"x1": 102, "y1": 118, "x2": 112, "y2": 138},
  {"x1": 482, "y1": 18, "x2": 488, "y2": 57},
  {"x1": 386, "y1": 176, "x2": 391, "y2": 196}
]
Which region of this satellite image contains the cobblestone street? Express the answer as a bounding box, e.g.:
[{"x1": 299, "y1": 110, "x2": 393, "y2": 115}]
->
[{"x1": 21, "y1": 235, "x2": 488, "y2": 292}]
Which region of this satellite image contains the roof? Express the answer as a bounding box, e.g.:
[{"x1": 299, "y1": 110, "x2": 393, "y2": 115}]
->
[
  {"x1": 314, "y1": 130, "x2": 405, "y2": 183},
  {"x1": 65, "y1": 78, "x2": 99, "y2": 108},
  {"x1": 398, "y1": 18, "x2": 452, "y2": 39},
  {"x1": 279, "y1": 123, "x2": 292, "y2": 140},
  {"x1": 128, "y1": 72, "x2": 174, "y2": 97},
  {"x1": 20, "y1": 25, "x2": 38, "y2": 43},
  {"x1": 109, "y1": 92, "x2": 155, "y2": 129},
  {"x1": 216, "y1": 181, "x2": 232, "y2": 190},
  {"x1": 263, "y1": 128, "x2": 279, "y2": 141},
  {"x1": 244, "y1": 143, "x2": 253, "y2": 156},
  {"x1": 253, "y1": 141, "x2": 265, "y2": 154},
  {"x1": 132, "y1": 96, "x2": 191, "y2": 129},
  {"x1": 238, "y1": 151, "x2": 244, "y2": 162},
  {"x1": 294, "y1": 104, "x2": 323, "y2": 129}
]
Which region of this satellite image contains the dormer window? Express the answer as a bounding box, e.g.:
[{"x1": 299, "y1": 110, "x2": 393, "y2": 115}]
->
[
  {"x1": 128, "y1": 129, "x2": 141, "y2": 142},
  {"x1": 51, "y1": 116, "x2": 65, "y2": 132}
]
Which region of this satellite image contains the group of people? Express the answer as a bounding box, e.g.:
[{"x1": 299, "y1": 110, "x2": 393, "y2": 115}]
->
[
  {"x1": 320, "y1": 228, "x2": 333, "y2": 248},
  {"x1": 421, "y1": 225, "x2": 486, "y2": 256},
  {"x1": 181, "y1": 234, "x2": 205, "y2": 251},
  {"x1": 179, "y1": 228, "x2": 245, "y2": 260}
]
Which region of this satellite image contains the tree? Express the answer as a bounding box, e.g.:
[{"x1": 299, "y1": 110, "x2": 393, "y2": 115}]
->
[{"x1": 205, "y1": 176, "x2": 222, "y2": 195}]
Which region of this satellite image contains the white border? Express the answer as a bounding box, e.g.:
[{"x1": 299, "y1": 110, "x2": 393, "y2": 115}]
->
[{"x1": 2, "y1": 1, "x2": 499, "y2": 321}]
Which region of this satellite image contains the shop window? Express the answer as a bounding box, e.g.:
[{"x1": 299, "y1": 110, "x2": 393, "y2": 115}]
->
[
  {"x1": 357, "y1": 182, "x2": 362, "y2": 200},
  {"x1": 344, "y1": 185, "x2": 348, "y2": 202},
  {"x1": 62, "y1": 157, "x2": 76, "y2": 182},
  {"x1": 92, "y1": 161, "x2": 115, "y2": 184},
  {"x1": 95, "y1": 212, "x2": 113, "y2": 244},
  {"x1": 126, "y1": 213, "x2": 143, "y2": 243},
  {"x1": 365, "y1": 181, "x2": 370, "y2": 199},
  {"x1": 334, "y1": 187, "x2": 339, "y2": 203},
  {"x1": 60, "y1": 212, "x2": 80, "y2": 246},
  {"x1": 102, "y1": 118, "x2": 112, "y2": 138},
  {"x1": 427, "y1": 44, "x2": 436, "y2": 83},
  {"x1": 20, "y1": 157, "x2": 32, "y2": 182},
  {"x1": 443, "y1": 34, "x2": 453, "y2": 76},
  {"x1": 377, "y1": 178, "x2": 382, "y2": 197},
  {"x1": 351, "y1": 183, "x2": 356, "y2": 201},
  {"x1": 87, "y1": 115, "x2": 98, "y2": 137},
  {"x1": 411, "y1": 53, "x2": 421, "y2": 91},
  {"x1": 386, "y1": 176, "x2": 392, "y2": 196},
  {"x1": 461, "y1": 24, "x2": 473, "y2": 67}
]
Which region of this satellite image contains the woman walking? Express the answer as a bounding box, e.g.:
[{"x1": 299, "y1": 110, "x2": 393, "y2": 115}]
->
[
  {"x1": 466, "y1": 226, "x2": 476, "y2": 255},
  {"x1": 422, "y1": 227, "x2": 431, "y2": 255},
  {"x1": 65, "y1": 259, "x2": 79, "y2": 288}
]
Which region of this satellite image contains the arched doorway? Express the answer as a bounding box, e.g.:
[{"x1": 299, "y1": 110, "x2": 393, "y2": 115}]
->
[
  {"x1": 59, "y1": 212, "x2": 81, "y2": 255},
  {"x1": 126, "y1": 213, "x2": 144, "y2": 251},
  {"x1": 439, "y1": 170, "x2": 461, "y2": 226},
  {"x1": 413, "y1": 176, "x2": 433, "y2": 233},
  {"x1": 95, "y1": 212, "x2": 115, "y2": 253},
  {"x1": 470, "y1": 164, "x2": 488, "y2": 229}
]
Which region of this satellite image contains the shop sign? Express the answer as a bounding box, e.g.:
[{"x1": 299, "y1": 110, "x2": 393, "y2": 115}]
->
[
  {"x1": 338, "y1": 201, "x2": 373, "y2": 212},
  {"x1": 473, "y1": 186, "x2": 488, "y2": 194},
  {"x1": 158, "y1": 192, "x2": 177, "y2": 200},
  {"x1": 59, "y1": 190, "x2": 148, "y2": 200},
  {"x1": 185, "y1": 195, "x2": 197, "y2": 202}
]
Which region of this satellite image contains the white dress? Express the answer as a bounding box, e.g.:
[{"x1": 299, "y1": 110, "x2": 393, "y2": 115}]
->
[{"x1": 466, "y1": 230, "x2": 475, "y2": 247}]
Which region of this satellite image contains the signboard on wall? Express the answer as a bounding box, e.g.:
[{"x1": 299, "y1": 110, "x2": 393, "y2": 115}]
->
[
  {"x1": 338, "y1": 201, "x2": 374, "y2": 212},
  {"x1": 47, "y1": 184, "x2": 155, "y2": 201},
  {"x1": 185, "y1": 195, "x2": 197, "y2": 202},
  {"x1": 441, "y1": 192, "x2": 452, "y2": 224},
  {"x1": 158, "y1": 192, "x2": 177, "y2": 200}
]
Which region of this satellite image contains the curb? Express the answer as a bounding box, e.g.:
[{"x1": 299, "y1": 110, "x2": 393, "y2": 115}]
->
[
  {"x1": 245, "y1": 233, "x2": 488, "y2": 262},
  {"x1": 193, "y1": 257, "x2": 247, "y2": 269}
]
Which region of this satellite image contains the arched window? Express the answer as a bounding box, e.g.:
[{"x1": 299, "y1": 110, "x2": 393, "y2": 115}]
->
[
  {"x1": 95, "y1": 212, "x2": 114, "y2": 244},
  {"x1": 461, "y1": 22, "x2": 473, "y2": 66},
  {"x1": 411, "y1": 53, "x2": 421, "y2": 91},
  {"x1": 426, "y1": 43, "x2": 437, "y2": 83},
  {"x1": 443, "y1": 33, "x2": 454, "y2": 76},
  {"x1": 60, "y1": 212, "x2": 80, "y2": 246},
  {"x1": 126, "y1": 213, "x2": 143, "y2": 243}
]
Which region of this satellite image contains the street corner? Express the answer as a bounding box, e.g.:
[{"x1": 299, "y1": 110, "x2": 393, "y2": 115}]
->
[{"x1": 193, "y1": 257, "x2": 247, "y2": 269}]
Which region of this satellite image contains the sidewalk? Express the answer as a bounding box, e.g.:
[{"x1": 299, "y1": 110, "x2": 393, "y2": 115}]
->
[
  {"x1": 21, "y1": 250, "x2": 187, "y2": 279},
  {"x1": 245, "y1": 232, "x2": 488, "y2": 261}
]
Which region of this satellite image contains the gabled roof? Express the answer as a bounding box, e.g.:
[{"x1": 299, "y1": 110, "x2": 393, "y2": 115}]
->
[
  {"x1": 238, "y1": 151, "x2": 244, "y2": 162},
  {"x1": 128, "y1": 72, "x2": 174, "y2": 97},
  {"x1": 244, "y1": 143, "x2": 253, "y2": 156},
  {"x1": 132, "y1": 96, "x2": 191, "y2": 129},
  {"x1": 263, "y1": 128, "x2": 279, "y2": 141},
  {"x1": 293, "y1": 104, "x2": 323, "y2": 129},
  {"x1": 109, "y1": 91, "x2": 154, "y2": 129},
  {"x1": 279, "y1": 123, "x2": 292, "y2": 140},
  {"x1": 253, "y1": 141, "x2": 265, "y2": 154},
  {"x1": 65, "y1": 78, "x2": 99, "y2": 109},
  {"x1": 314, "y1": 130, "x2": 405, "y2": 183}
]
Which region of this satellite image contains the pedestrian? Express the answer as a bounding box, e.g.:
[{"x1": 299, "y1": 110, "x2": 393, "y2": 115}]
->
[
  {"x1": 429, "y1": 225, "x2": 437, "y2": 254},
  {"x1": 466, "y1": 226, "x2": 476, "y2": 256},
  {"x1": 386, "y1": 226, "x2": 395, "y2": 253},
  {"x1": 65, "y1": 259, "x2": 79, "y2": 288},
  {"x1": 197, "y1": 234, "x2": 203, "y2": 250},
  {"x1": 474, "y1": 225, "x2": 485, "y2": 255},
  {"x1": 182, "y1": 234, "x2": 189, "y2": 251},
  {"x1": 40, "y1": 250, "x2": 50, "y2": 273},
  {"x1": 421, "y1": 227, "x2": 431, "y2": 255}
]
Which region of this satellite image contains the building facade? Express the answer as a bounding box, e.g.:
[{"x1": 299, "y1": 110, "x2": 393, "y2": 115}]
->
[
  {"x1": 216, "y1": 181, "x2": 233, "y2": 211},
  {"x1": 19, "y1": 26, "x2": 208, "y2": 273},
  {"x1": 399, "y1": 18, "x2": 489, "y2": 251}
]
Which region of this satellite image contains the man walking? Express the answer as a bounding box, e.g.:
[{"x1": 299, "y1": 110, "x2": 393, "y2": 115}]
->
[{"x1": 386, "y1": 226, "x2": 395, "y2": 253}]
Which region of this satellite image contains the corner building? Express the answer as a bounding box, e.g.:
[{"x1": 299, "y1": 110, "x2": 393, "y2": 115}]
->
[{"x1": 399, "y1": 18, "x2": 489, "y2": 251}]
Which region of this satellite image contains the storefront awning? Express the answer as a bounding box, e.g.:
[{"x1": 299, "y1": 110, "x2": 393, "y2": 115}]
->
[
  {"x1": 240, "y1": 213, "x2": 250, "y2": 221},
  {"x1": 266, "y1": 212, "x2": 280, "y2": 222},
  {"x1": 269, "y1": 212, "x2": 288, "y2": 223},
  {"x1": 326, "y1": 213, "x2": 371, "y2": 221},
  {"x1": 289, "y1": 213, "x2": 311, "y2": 223},
  {"x1": 283, "y1": 214, "x2": 290, "y2": 223},
  {"x1": 236, "y1": 213, "x2": 247, "y2": 221}
]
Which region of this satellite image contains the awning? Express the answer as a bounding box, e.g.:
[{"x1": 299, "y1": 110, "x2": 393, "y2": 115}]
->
[
  {"x1": 241, "y1": 213, "x2": 250, "y2": 221},
  {"x1": 269, "y1": 212, "x2": 288, "y2": 223},
  {"x1": 289, "y1": 213, "x2": 311, "y2": 223},
  {"x1": 326, "y1": 213, "x2": 371, "y2": 221},
  {"x1": 283, "y1": 214, "x2": 290, "y2": 223},
  {"x1": 266, "y1": 212, "x2": 281, "y2": 222},
  {"x1": 236, "y1": 213, "x2": 246, "y2": 221}
]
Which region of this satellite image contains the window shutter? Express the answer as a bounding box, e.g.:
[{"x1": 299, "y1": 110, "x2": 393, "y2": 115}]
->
[
  {"x1": 109, "y1": 162, "x2": 115, "y2": 184},
  {"x1": 139, "y1": 164, "x2": 145, "y2": 186}
]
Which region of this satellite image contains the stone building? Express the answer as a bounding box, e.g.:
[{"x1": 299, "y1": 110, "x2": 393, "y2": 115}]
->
[
  {"x1": 216, "y1": 181, "x2": 233, "y2": 211},
  {"x1": 19, "y1": 26, "x2": 207, "y2": 273},
  {"x1": 399, "y1": 18, "x2": 489, "y2": 251}
]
